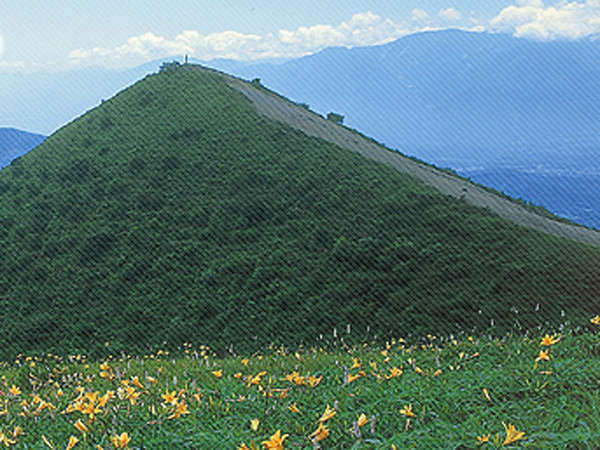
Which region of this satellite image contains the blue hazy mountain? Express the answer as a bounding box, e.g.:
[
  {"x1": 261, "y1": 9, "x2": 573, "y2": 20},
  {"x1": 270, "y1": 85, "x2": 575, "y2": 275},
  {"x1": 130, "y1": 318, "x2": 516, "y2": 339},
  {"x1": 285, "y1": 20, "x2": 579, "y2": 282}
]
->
[
  {"x1": 4, "y1": 30, "x2": 598, "y2": 164},
  {"x1": 0, "y1": 128, "x2": 46, "y2": 168},
  {"x1": 207, "y1": 29, "x2": 599, "y2": 229},
  {"x1": 457, "y1": 167, "x2": 600, "y2": 229},
  {"x1": 0, "y1": 66, "x2": 138, "y2": 135},
  {"x1": 219, "y1": 29, "x2": 600, "y2": 169}
]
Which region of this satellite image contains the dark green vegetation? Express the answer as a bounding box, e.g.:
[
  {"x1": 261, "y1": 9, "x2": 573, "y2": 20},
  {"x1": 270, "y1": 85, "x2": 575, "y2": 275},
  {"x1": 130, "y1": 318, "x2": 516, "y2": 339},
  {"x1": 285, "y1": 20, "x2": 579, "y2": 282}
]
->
[
  {"x1": 326, "y1": 112, "x2": 344, "y2": 124},
  {"x1": 0, "y1": 67, "x2": 599, "y2": 359}
]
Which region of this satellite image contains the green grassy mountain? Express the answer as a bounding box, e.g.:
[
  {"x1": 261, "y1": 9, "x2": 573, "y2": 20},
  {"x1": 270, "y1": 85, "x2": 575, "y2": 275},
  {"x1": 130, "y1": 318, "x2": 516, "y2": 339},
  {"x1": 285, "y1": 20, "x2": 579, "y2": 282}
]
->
[{"x1": 0, "y1": 66, "x2": 599, "y2": 359}]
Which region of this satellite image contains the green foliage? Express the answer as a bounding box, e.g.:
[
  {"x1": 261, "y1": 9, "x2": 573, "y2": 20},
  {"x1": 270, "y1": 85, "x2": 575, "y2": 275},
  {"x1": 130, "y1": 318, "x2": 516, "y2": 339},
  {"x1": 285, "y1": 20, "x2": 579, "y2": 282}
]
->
[
  {"x1": 159, "y1": 60, "x2": 182, "y2": 73},
  {"x1": 0, "y1": 68, "x2": 598, "y2": 359},
  {"x1": 327, "y1": 112, "x2": 344, "y2": 124}
]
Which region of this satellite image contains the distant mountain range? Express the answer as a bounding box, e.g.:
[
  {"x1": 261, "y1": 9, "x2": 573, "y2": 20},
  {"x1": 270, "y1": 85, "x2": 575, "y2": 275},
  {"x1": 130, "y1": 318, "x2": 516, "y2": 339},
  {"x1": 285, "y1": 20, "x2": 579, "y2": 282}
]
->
[
  {"x1": 209, "y1": 29, "x2": 600, "y2": 229},
  {"x1": 1, "y1": 29, "x2": 598, "y2": 228},
  {"x1": 8, "y1": 29, "x2": 600, "y2": 162},
  {"x1": 0, "y1": 128, "x2": 45, "y2": 167},
  {"x1": 217, "y1": 29, "x2": 600, "y2": 169}
]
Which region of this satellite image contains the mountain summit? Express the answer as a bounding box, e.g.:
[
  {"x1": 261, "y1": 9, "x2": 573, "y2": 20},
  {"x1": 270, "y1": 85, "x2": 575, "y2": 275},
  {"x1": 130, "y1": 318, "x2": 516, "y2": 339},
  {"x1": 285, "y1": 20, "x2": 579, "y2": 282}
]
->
[{"x1": 1, "y1": 66, "x2": 598, "y2": 358}]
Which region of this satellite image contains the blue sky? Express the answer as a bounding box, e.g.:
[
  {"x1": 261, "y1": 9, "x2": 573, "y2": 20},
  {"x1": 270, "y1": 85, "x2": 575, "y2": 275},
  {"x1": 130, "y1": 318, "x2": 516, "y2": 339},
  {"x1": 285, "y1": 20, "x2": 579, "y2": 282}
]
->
[{"x1": 1, "y1": 0, "x2": 599, "y2": 71}]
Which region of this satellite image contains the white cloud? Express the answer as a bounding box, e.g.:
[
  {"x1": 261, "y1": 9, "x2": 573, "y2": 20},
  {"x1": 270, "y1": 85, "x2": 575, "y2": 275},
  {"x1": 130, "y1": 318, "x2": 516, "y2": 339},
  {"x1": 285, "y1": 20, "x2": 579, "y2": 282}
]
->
[
  {"x1": 341, "y1": 12, "x2": 409, "y2": 45},
  {"x1": 439, "y1": 8, "x2": 463, "y2": 21},
  {"x1": 516, "y1": 0, "x2": 544, "y2": 7},
  {"x1": 279, "y1": 25, "x2": 346, "y2": 49},
  {"x1": 411, "y1": 8, "x2": 431, "y2": 22},
  {"x1": 464, "y1": 25, "x2": 486, "y2": 33},
  {"x1": 69, "y1": 11, "x2": 412, "y2": 66},
  {"x1": 65, "y1": 10, "x2": 488, "y2": 67},
  {"x1": 0, "y1": 60, "x2": 26, "y2": 71},
  {"x1": 277, "y1": 11, "x2": 407, "y2": 51},
  {"x1": 490, "y1": 0, "x2": 600, "y2": 39},
  {"x1": 68, "y1": 47, "x2": 112, "y2": 60},
  {"x1": 0, "y1": 34, "x2": 4, "y2": 59}
]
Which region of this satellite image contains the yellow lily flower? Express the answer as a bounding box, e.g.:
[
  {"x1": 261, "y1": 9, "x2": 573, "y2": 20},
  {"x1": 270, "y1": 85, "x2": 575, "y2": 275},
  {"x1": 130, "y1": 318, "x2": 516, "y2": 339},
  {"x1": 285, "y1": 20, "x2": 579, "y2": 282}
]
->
[
  {"x1": 125, "y1": 387, "x2": 141, "y2": 406},
  {"x1": 131, "y1": 377, "x2": 144, "y2": 390},
  {"x1": 247, "y1": 371, "x2": 267, "y2": 387},
  {"x1": 483, "y1": 388, "x2": 491, "y2": 402},
  {"x1": 385, "y1": 367, "x2": 403, "y2": 379},
  {"x1": 348, "y1": 372, "x2": 361, "y2": 384},
  {"x1": 161, "y1": 389, "x2": 177, "y2": 405},
  {"x1": 318, "y1": 404, "x2": 336, "y2": 422},
  {"x1": 535, "y1": 350, "x2": 551, "y2": 362},
  {"x1": 357, "y1": 413, "x2": 368, "y2": 428},
  {"x1": 305, "y1": 375, "x2": 322, "y2": 388},
  {"x1": 74, "y1": 419, "x2": 89, "y2": 434},
  {"x1": 282, "y1": 371, "x2": 299, "y2": 383},
  {"x1": 9, "y1": 385, "x2": 20, "y2": 396},
  {"x1": 66, "y1": 436, "x2": 79, "y2": 450},
  {"x1": 540, "y1": 334, "x2": 560, "y2": 346},
  {"x1": 400, "y1": 404, "x2": 415, "y2": 417},
  {"x1": 476, "y1": 433, "x2": 490, "y2": 444},
  {"x1": 310, "y1": 423, "x2": 329, "y2": 442},
  {"x1": 98, "y1": 391, "x2": 114, "y2": 408},
  {"x1": 111, "y1": 432, "x2": 131, "y2": 449},
  {"x1": 0, "y1": 431, "x2": 16, "y2": 447},
  {"x1": 261, "y1": 430, "x2": 288, "y2": 449},
  {"x1": 503, "y1": 422, "x2": 526, "y2": 445},
  {"x1": 168, "y1": 400, "x2": 190, "y2": 420}
]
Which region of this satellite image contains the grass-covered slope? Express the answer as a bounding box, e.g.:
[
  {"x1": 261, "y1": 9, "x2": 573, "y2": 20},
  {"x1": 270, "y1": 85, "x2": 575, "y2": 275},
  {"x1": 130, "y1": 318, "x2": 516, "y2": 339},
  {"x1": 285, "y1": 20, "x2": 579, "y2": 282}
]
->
[{"x1": 0, "y1": 67, "x2": 598, "y2": 358}]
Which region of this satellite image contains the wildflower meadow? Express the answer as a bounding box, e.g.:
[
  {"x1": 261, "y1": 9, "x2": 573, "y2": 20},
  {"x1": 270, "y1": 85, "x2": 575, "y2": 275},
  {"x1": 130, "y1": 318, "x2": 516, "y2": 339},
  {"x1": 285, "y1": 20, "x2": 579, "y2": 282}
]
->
[{"x1": 0, "y1": 317, "x2": 599, "y2": 448}]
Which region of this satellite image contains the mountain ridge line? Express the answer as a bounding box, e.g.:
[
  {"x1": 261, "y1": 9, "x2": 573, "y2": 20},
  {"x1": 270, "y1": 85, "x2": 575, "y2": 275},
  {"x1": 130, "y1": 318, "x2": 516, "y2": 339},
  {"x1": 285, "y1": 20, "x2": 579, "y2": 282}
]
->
[{"x1": 187, "y1": 64, "x2": 600, "y2": 247}]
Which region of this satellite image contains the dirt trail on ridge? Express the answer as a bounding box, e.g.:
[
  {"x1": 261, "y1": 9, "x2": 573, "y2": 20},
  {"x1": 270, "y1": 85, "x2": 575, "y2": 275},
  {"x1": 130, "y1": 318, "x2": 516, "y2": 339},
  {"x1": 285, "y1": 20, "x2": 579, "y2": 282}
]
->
[{"x1": 197, "y1": 66, "x2": 600, "y2": 248}]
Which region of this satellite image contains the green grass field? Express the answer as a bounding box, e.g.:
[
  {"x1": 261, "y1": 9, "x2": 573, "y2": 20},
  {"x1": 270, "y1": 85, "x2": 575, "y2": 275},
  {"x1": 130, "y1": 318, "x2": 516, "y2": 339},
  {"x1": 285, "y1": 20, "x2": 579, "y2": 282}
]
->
[{"x1": 1, "y1": 316, "x2": 599, "y2": 448}]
